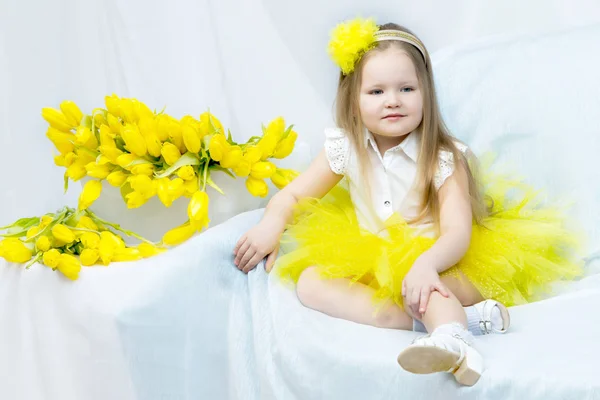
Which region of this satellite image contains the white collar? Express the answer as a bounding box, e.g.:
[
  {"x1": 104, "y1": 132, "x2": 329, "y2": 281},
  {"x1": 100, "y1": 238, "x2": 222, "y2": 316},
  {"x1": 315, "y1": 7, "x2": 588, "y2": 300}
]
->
[{"x1": 365, "y1": 130, "x2": 420, "y2": 162}]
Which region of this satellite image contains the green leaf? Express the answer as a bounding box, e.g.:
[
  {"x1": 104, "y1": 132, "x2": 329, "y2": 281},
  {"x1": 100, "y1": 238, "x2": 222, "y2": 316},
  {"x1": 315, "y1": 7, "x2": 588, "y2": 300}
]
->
[
  {"x1": 281, "y1": 124, "x2": 295, "y2": 140},
  {"x1": 0, "y1": 217, "x2": 39, "y2": 231},
  {"x1": 209, "y1": 164, "x2": 235, "y2": 178},
  {"x1": 82, "y1": 115, "x2": 93, "y2": 130},
  {"x1": 206, "y1": 175, "x2": 225, "y2": 195},
  {"x1": 227, "y1": 129, "x2": 233, "y2": 143},
  {"x1": 64, "y1": 173, "x2": 70, "y2": 193},
  {"x1": 154, "y1": 152, "x2": 200, "y2": 178}
]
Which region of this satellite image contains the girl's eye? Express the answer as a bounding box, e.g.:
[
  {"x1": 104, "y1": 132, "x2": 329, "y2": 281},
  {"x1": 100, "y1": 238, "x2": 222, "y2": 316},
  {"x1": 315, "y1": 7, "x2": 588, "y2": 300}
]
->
[
  {"x1": 370, "y1": 89, "x2": 383, "y2": 95},
  {"x1": 400, "y1": 87, "x2": 414, "y2": 93}
]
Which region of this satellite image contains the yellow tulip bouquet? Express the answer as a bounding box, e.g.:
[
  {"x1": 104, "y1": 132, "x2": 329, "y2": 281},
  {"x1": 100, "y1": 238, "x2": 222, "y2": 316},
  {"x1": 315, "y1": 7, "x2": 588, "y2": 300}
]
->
[{"x1": 0, "y1": 95, "x2": 299, "y2": 279}]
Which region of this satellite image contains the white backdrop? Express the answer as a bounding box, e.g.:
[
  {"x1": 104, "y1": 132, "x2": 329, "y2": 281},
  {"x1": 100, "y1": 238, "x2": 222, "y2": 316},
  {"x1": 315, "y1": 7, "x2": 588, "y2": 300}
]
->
[{"x1": 1, "y1": 0, "x2": 600, "y2": 228}]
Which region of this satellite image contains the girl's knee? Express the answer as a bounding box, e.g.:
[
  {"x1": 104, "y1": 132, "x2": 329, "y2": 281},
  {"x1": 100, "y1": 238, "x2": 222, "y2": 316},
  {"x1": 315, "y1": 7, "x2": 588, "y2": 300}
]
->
[{"x1": 296, "y1": 267, "x2": 322, "y2": 307}]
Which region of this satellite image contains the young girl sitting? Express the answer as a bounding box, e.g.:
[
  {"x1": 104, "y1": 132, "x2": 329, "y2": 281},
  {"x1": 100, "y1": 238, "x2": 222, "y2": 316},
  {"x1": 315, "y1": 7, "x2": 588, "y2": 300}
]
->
[{"x1": 233, "y1": 18, "x2": 582, "y2": 386}]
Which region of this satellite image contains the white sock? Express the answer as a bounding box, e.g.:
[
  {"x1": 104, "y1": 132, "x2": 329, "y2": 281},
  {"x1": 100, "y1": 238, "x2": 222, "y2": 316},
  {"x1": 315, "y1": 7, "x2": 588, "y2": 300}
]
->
[
  {"x1": 432, "y1": 322, "x2": 474, "y2": 344},
  {"x1": 413, "y1": 304, "x2": 503, "y2": 335}
]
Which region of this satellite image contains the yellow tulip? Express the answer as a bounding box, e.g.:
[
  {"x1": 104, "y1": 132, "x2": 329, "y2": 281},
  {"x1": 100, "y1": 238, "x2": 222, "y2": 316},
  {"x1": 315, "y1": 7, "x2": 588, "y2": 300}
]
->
[
  {"x1": 0, "y1": 238, "x2": 33, "y2": 263},
  {"x1": 52, "y1": 224, "x2": 76, "y2": 244},
  {"x1": 270, "y1": 168, "x2": 299, "y2": 189},
  {"x1": 93, "y1": 112, "x2": 108, "y2": 127},
  {"x1": 208, "y1": 134, "x2": 228, "y2": 161},
  {"x1": 264, "y1": 117, "x2": 286, "y2": 139},
  {"x1": 162, "y1": 222, "x2": 196, "y2": 246},
  {"x1": 66, "y1": 162, "x2": 88, "y2": 181},
  {"x1": 74, "y1": 149, "x2": 97, "y2": 165},
  {"x1": 250, "y1": 161, "x2": 276, "y2": 179},
  {"x1": 188, "y1": 191, "x2": 210, "y2": 230},
  {"x1": 43, "y1": 249, "x2": 61, "y2": 268},
  {"x1": 106, "y1": 170, "x2": 128, "y2": 187},
  {"x1": 273, "y1": 130, "x2": 297, "y2": 159},
  {"x1": 134, "y1": 100, "x2": 154, "y2": 120},
  {"x1": 258, "y1": 135, "x2": 278, "y2": 160},
  {"x1": 85, "y1": 162, "x2": 112, "y2": 179},
  {"x1": 177, "y1": 165, "x2": 196, "y2": 181},
  {"x1": 101, "y1": 231, "x2": 125, "y2": 249},
  {"x1": 42, "y1": 107, "x2": 74, "y2": 132},
  {"x1": 125, "y1": 191, "x2": 148, "y2": 208},
  {"x1": 243, "y1": 146, "x2": 263, "y2": 164},
  {"x1": 35, "y1": 236, "x2": 52, "y2": 252},
  {"x1": 105, "y1": 94, "x2": 122, "y2": 118},
  {"x1": 121, "y1": 124, "x2": 147, "y2": 156},
  {"x1": 59, "y1": 101, "x2": 84, "y2": 127},
  {"x1": 245, "y1": 177, "x2": 269, "y2": 198},
  {"x1": 138, "y1": 243, "x2": 166, "y2": 258},
  {"x1": 120, "y1": 98, "x2": 138, "y2": 123},
  {"x1": 106, "y1": 113, "x2": 122, "y2": 134},
  {"x1": 182, "y1": 124, "x2": 201, "y2": 153},
  {"x1": 155, "y1": 114, "x2": 172, "y2": 142},
  {"x1": 99, "y1": 124, "x2": 116, "y2": 148},
  {"x1": 78, "y1": 180, "x2": 103, "y2": 210},
  {"x1": 57, "y1": 253, "x2": 81, "y2": 280},
  {"x1": 112, "y1": 247, "x2": 142, "y2": 262},
  {"x1": 220, "y1": 145, "x2": 243, "y2": 169},
  {"x1": 168, "y1": 178, "x2": 185, "y2": 202},
  {"x1": 161, "y1": 142, "x2": 181, "y2": 166},
  {"x1": 98, "y1": 235, "x2": 116, "y2": 265},
  {"x1": 54, "y1": 152, "x2": 76, "y2": 167},
  {"x1": 128, "y1": 175, "x2": 155, "y2": 198},
  {"x1": 233, "y1": 159, "x2": 251, "y2": 177},
  {"x1": 46, "y1": 128, "x2": 75, "y2": 154},
  {"x1": 40, "y1": 215, "x2": 54, "y2": 228},
  {"x1": 26, "y1": 225, "x2": 41, "y2": 239},
  {"x1": 183, "y1": 178, "x2": 199, "y2": 197},
  {"x1": 156, "y1": 178, "x2": 173, "y2": 207},
  {"x1": 168, "y1": 123, "x2": 186, "y2": 154},
  {"x1": 131, "y1": 163, "x2": 155, "y2": 177},
  {"x1": 74, "y1": 126, "x2": 98, "y2": 149},
  {"x1": 116, "y1": 153, "x2": 138, "y2": 169},
  {"x1": 145, "y1": 131, "x2": 163, "y2": 158},
  {"x1": 80, "y1": 249, "x2": 100, "y2": 266},
  {"x1": 199, "y1": 112, "x2": 224, "y2": 135},
  {"x1": 76, "y1": 216, "x2": 98, "y2": 231},
  {"x1": 100, "y1": 146, "x2": 123, "y2": 164},
  {"x1": 80, "y1": 232, "x2": 100, "y2": 249}
]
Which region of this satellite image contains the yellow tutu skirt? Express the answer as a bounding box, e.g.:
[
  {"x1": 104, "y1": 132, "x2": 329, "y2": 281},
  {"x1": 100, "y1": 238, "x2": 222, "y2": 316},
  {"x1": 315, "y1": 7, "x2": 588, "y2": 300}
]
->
[{"x1": 275, "y1": 177, "x2": 584, "y2": 308}]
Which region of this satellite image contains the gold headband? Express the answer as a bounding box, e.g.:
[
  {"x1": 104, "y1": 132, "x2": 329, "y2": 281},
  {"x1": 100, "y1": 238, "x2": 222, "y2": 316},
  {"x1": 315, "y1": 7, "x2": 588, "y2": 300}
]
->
[{"x1": 374, "y1": 30, "x2": 427, "y2": 63}]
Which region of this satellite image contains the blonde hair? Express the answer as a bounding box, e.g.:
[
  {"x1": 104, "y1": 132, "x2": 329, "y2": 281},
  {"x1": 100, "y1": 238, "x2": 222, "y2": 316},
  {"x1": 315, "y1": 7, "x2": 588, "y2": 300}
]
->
[{"x1": 334, "y1": 22, "x2": 487, "y2": 228}]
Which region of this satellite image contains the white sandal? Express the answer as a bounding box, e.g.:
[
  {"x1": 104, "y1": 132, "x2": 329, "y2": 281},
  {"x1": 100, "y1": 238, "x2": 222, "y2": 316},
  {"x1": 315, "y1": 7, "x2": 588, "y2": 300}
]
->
[
  {"x1": 397, "y1": 329, "x2": 484, "y2": 386},
  {"x1": 473, "y1": 299, "x2": 510, "y2": 334}
]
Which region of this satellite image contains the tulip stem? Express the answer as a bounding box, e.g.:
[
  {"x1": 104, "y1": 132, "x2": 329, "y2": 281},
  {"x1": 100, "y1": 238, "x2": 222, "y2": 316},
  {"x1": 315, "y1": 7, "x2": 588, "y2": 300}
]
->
[
  {"x1": 84, "y1": 210, "x2": 155, "y2": 245},
  {"x1": 25, "y1": 252, "x2": 42, "y2": 269},
  {"x1": 202, "y1": 160, "x2": 209, "y2": 192}
]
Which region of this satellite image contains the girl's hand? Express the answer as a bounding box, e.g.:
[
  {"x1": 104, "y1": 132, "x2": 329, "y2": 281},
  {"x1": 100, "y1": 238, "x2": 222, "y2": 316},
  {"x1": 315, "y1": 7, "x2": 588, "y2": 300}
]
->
[
  {"x1": 402, "y1": 259, "x2": 449, "y2": 318},
  {"x1": 233, "y1": 219, "x2": 281, "y2": 274}
]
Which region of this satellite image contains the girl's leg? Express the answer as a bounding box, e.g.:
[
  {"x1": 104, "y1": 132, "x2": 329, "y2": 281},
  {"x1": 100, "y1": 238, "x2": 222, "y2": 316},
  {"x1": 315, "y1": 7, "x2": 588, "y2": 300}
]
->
[{"x1": 296, "y1": 266, "x2": 413, "y2": 330}]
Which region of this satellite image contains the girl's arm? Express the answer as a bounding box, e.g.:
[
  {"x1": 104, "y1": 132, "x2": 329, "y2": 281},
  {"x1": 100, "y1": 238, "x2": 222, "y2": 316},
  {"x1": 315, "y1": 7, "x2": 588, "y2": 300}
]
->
[
  {"x1": 233, "y1": 149, "x2": 342, "y2": 273},
  {"x1": 420, "y1": 162, "x2": 473, "y2": 273}
]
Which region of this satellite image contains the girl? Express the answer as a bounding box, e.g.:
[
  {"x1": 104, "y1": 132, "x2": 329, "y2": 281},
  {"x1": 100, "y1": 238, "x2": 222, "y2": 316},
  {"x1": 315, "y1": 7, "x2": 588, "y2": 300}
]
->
[{"x1": 233, "y1": 18, "x2": 582, "y2": 386}]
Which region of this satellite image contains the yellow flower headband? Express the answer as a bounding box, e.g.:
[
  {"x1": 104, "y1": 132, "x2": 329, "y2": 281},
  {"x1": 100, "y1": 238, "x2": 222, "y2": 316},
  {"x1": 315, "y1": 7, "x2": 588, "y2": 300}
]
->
[{"x1": 327, "y1": 18, "x2": 427, "y2": 75}]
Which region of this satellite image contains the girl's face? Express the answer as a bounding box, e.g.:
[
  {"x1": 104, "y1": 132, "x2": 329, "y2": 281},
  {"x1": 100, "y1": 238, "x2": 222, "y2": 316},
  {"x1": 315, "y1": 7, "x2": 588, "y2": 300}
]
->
[{"x1": 359, "y1": 47, "x2": 423, "y2": 149}]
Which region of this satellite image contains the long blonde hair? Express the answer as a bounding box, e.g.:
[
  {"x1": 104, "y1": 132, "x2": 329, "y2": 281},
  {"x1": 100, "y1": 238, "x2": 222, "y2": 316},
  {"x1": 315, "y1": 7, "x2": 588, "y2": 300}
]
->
[{"x1": 334, "y1": 23, "x2": 487, "y2": 227}]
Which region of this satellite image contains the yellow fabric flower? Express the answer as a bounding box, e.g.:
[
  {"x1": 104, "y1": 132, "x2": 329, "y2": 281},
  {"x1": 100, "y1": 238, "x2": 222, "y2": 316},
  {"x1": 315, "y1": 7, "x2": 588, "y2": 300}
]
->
[
  {"x1": 0, "y1": 238, "x2": 33, "y2": 263},
  {"x1": 162, "y1": 222, "x2": 196, "y2": 246},
  {"x1": 188, "y1": 191, "x2": 210, "y2": 230},
  {"x1": 245, "y1": 177, "x2": 269, "y2": 198},
  {"x1": 80, "y1": 249, "x2": 100, "y2": 266},
  {"x1": 328, "y1": 17, "x2": 378, "y2": 75}
]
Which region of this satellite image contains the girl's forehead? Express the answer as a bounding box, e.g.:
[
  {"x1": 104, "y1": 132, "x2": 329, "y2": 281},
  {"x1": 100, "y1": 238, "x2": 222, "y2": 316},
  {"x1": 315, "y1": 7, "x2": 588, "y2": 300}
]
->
[{"x1": 362, "y1": 49, "x2": 417, "y2": 82}]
